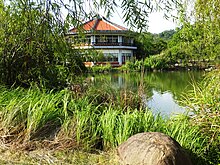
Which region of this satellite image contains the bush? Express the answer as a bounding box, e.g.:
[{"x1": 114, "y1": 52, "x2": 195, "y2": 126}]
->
[
  {"x1": 144, "y1": 55, "x2": 169, "y2": 70},
  {"x1": 89, "y1": 63, "x2": 112, "y2": 73},
  {"x1": 119, "y1": 61, "x2": 143, "y2": 72}
]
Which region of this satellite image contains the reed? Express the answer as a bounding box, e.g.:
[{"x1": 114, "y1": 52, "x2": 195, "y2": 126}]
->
[
  {"x1": 182, "y1": 69, "x2": 220, "y2": 164},
  {"x1": 0, "y1": 83, "x2": 217, "y2": 164}
]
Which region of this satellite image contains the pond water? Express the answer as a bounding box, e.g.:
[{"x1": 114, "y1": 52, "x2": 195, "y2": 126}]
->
[{"x1": 86, "y1": 71, "x2": 205, "y2": 116}]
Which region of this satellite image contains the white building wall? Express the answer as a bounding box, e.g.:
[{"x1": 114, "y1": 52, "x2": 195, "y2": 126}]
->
[
  {"x1": 100, "y1": 49, "x2": 133, "y2": 65},
  {"x1": 118, "y1": 36, "x2": 122, "y2": 45},
  {"x1": 101, "y1": 49, "x2": 133, "y2": 54},
  {"x1": 121, "y1": 50, "x2": 132, "y2": 54},
  {"x1": 91, "y1": 35, "x2": 95, "y2": 45},
  {"x1": 102, "y1": 49, "x2": 119, "y2": 54}
]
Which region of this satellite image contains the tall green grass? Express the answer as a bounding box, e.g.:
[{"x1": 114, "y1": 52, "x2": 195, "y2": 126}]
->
[
  {"x1": 0, "y1": 84, "x2": 214, "y2": 164},
  {"x1": 182, "y1": 69, "x2": 220, "y2": 164}
]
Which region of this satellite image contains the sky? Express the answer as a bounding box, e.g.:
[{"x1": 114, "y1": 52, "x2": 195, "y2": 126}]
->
[
  {"x1": 61, "y1": 0, "x2": 178, "y2": 34},
  {"x1": 4, "y1": 0, "x2": 178, "y2": 34},
  {"x1": 146, "y1": 12, "x2": 177, "y2": 33},
  {"x1": 90, "y1": 1, "x2": 178, "y2": 34},
  {"x1": 110, "y1": 11, "x2": 177, "y2": 34}
]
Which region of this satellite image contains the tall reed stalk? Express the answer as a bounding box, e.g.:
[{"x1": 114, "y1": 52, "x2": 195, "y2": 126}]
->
[
  {"x1": 182, "y1": 69, "x2": 220, "y2": 164},
  {"x1": 0, "y1": 83, "x2": 214, "y2": 164}
]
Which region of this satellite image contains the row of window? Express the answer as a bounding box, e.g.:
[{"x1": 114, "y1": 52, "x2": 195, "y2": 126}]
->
[
  {"x1": 69, "y1": 36, "x2": 91, "y2": 44},
  {"x1": 69, "y1": 35, "x2": 132, "y2": 44},
  {"x1": 103, "y1": 53, "x2": 132, "y2": 62},
  {"x1": 96, "y1": 36, "x2": 118, "y2": 43}
]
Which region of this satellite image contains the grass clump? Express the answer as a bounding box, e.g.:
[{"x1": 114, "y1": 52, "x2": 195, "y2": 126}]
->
[
  {"x1": 182, "y1": 69, "x2": 220, "y2": 164},
  {"x1": 84, "y1": 82, "x2": 143, "y2": 110},
  {"x1": 0, "y1": 79, "x2": 218, "y2": 164}
]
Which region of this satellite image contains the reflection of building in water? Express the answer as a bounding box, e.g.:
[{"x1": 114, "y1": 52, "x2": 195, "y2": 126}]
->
[
  {"x1": 90, "y1": 71, "x2": 203, "y2": 116},
  {"x1": 110, "y1": 74, "x2": 126, "y2": 88},
  {"x1": 118, "y1": 76, "x2": 123, "y2": 88}
]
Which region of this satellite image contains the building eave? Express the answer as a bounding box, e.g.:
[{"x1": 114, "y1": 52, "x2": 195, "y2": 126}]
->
[
  {"x1": 66, "y1": 30, "x2": 131, "y2": 36},
  {"x1": 93, "y1": 46, "x2": 137, "y2": 49},
  {"x1": 73, "y1": 45, "x2": 137, "y2": 50}
]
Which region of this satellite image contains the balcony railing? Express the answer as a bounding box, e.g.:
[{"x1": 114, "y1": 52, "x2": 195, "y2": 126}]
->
[{"x1": 92, "y1": 42, "x2": 134, "y2": 46}]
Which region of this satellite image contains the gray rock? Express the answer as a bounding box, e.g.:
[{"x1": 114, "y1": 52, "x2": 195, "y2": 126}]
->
[{"x1": 117, "y1": 132, "x2": 192, "y2": 165}]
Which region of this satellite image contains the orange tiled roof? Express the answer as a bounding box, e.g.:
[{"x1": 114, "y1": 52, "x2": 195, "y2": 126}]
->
[
  {"x1": 83, "y1": 19, "x2": 96, "y2": 30},
  {"x1": 95, "y1": 20, "x2": 119, "y2": 30},
  {"x1": 70, "y1": 16, "x2": 127, "y2": 33}
]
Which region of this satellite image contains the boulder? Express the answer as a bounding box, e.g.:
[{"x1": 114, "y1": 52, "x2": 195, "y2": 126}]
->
[{"x1": 117, "y1": 132, "x2": 192, "y2": 165}]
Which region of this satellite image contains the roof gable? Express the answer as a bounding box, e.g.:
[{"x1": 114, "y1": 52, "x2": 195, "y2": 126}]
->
[
  {"x1": 95, "y1": 19, "x2": 119, "y2": 30},
  {"x1": 83, "y1": 19, "x2": 96, "y2": 30},
  {"x1": 70, "y1": 16, "x2": 128, "y2": 33}
]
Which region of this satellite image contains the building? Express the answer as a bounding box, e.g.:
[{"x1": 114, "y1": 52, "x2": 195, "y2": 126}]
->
[{"x1": 67, "y1": 16, "x2": 137, "y2": 66}]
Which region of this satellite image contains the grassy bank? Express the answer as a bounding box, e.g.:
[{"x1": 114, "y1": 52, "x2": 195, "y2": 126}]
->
[{"x1": 0, "y1": 72, "x2": 219, "y2": 164}]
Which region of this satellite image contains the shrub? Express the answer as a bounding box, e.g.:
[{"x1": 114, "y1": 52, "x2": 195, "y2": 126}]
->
[
  {"x1": 90, "y1": 63, "x2": 112, "y2": 73},
  {"x1": 144, "y1": 55, "x2": 169, "y2": 70}
]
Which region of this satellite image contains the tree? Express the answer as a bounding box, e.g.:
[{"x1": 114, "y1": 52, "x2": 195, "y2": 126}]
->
[
  {"x1": 135, "y1": 31, "x2": 169, "y2": 59},
  {"x1": 177, "y1": 0, "x2": 220, "y2": 61},
  {"x1": 0, "y1": 0, "x2": 86, "y2": 88},
  {"x1": 135, "y1": 32, "x2": 154, "y2": 59},
  {"x1": 0, "y1": 0, "x2": 181, "y2": 88},
  {"x1": 156, "y1": 0, "x2": 220, "y2": 68},
  {"x1": 158, "y1": 29, "x2": 176, "y2": 41}
]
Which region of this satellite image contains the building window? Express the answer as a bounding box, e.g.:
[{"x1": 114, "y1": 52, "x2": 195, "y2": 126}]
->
[
  {"x1": 96, "y1": 35, "x2": 118, "y2": 44},
  {"x1": 106, "y1": 36, "x2": 118, "y2": 43},
  {"x1": 96, "y1": 36, "x2": 108, "y2": 43},
  {"x1": 71, "y1": 36, "x2": 91, "y2": 45},
  {"x1": 122, "y1": 53, "x2": 132, "y2": 62},
  {"x1": 103, "y1": 53, "x2": 118, "y2": 62},
  {"x1": 122, "y1": 37, "x2": 132, "y2": 45}
]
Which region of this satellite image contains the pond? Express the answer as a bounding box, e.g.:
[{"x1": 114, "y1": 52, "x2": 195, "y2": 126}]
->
[{"x1": 86, "y1": 71, "x2": 205, "y2": 116}]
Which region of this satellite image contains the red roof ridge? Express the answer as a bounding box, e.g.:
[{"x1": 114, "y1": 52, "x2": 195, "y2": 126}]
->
[{"x1": 69, "y1": 15, "x2": 128, "y2": 33}]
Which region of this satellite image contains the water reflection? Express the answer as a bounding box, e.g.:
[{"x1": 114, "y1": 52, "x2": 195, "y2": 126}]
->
[
  {"x1": 147, "y1": 90, "x2": 186, "y2": 116},
  {"x1": 88, "y1": 71, "x2": 204, "y2": 116}
]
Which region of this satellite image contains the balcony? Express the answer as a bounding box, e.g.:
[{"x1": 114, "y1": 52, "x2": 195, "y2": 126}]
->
[{"x1": 92, "y1": 42, "x2": 134, "y2": 47}]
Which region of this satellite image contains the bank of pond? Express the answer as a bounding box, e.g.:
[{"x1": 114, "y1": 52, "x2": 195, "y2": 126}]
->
[
  {"x1": 87, "y1": 56, "x2": 219, "y2": 73},
  {"x1": 0, "y1": 70, "x2": 219, "y2": 164}
]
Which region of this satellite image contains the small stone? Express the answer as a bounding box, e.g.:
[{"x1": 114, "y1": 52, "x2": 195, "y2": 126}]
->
[{"x1": 117, "y1": 132, "x2": 192, "y2": 165}]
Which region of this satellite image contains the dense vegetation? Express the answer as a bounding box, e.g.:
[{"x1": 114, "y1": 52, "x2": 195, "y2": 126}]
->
[
  {"x1": 134, "y1": 0, "x2": 220, "y2": 70},
  {"x1": 0, "y1": 0, "x2": 87, "y2": 89},
  {"x1": 0, "y1": 70, "x2": 219, "y2": 164},
  {"x1": 0, "y1": 79, "x2": 218, "y2": 164},
  {"x1": 183, "y1": 70, "x2": 220, "y2": 164},
  {"x1": 134, "y1": 31, "x2": 171, "y2": 59}
]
